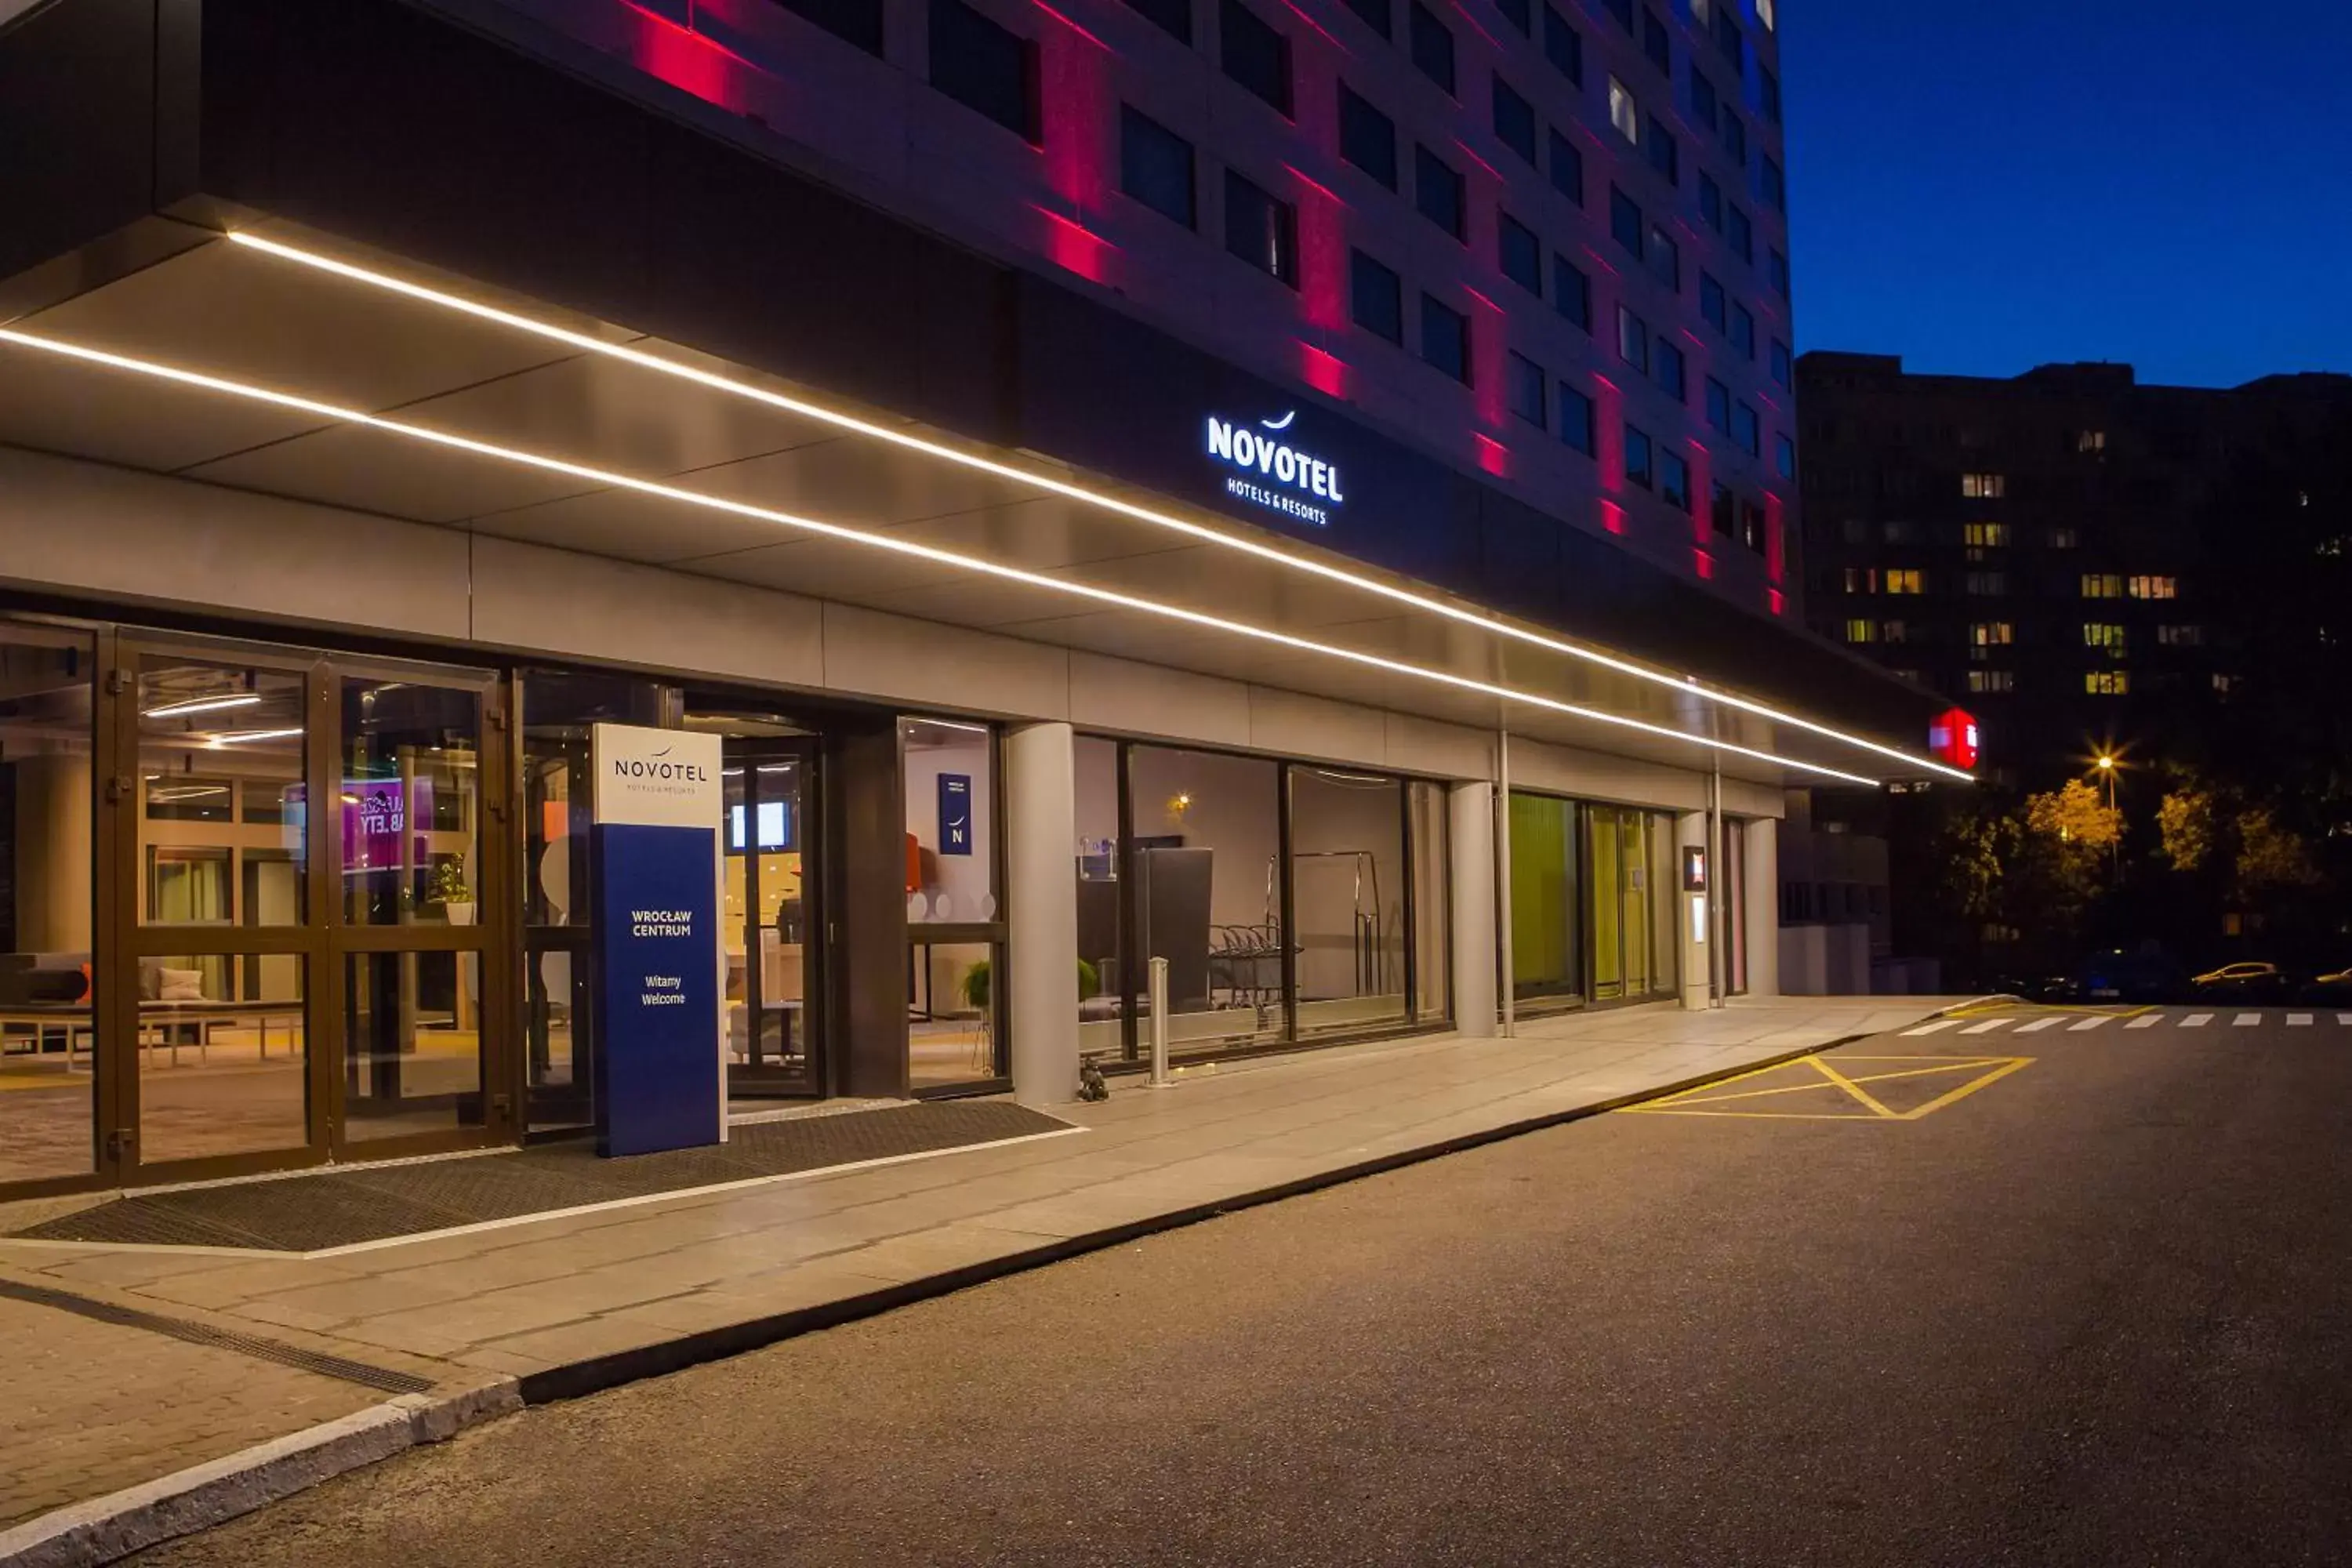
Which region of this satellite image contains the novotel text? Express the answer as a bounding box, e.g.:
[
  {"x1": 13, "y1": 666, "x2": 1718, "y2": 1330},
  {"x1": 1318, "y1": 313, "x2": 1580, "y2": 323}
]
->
[{"x1": 1205, "y1": 416, "x2": 1345, "y2": 527}]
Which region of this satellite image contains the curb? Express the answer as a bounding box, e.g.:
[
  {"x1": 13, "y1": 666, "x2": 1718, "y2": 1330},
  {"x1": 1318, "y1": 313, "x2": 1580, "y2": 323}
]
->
[
  {"x1": 2, "y1": 1004, "x2": 1963, "y2": 1562},
  {"x1": 0, "y1": 1383, "x2": 520, "y2": 1568}
]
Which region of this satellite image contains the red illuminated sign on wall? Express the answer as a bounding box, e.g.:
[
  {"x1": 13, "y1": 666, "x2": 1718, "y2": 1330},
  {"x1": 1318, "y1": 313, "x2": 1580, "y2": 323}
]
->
[{"x1": 1928, "y1": 707, "x2": 1980, "y2": 771}]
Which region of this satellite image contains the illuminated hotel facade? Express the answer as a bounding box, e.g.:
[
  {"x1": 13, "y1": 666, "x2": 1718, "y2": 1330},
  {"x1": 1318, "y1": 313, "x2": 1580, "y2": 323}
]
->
[{"x1": 0, "y1": 0, "x2": 1955, "y2": 1196}]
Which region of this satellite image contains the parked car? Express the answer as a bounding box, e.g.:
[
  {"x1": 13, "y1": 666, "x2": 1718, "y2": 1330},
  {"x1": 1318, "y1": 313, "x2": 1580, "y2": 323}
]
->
[
  {"x1": 2080, "y1": 948, "x2": 2188, "y2": 1004},
  {"x1": 2301, "y1": 966, "x2": 2352, "y2": 1004},
  {"x1": 2190, "y1": 961, "x2": 2290, "y2": 1000}
]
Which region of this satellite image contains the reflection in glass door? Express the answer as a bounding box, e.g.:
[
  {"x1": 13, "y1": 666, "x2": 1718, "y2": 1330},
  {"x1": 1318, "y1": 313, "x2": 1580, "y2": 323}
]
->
[
  {"x1": 724, "y1": 742, "x2": 818, "y2": 1097},
  {"x1": 1583, "y1": 805, "x2": 1679, "y2": 1006}
]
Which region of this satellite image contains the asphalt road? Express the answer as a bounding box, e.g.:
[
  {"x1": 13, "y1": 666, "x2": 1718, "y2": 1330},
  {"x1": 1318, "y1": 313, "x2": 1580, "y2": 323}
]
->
[{"x1": 136, "y1": 1006, "x2": 2352, "y2": 1566}]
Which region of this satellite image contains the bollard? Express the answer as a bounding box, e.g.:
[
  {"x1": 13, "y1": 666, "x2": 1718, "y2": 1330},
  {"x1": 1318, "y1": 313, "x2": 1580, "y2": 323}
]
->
[{"x1": 1148, "y1": 955, "x2": 1173, "y2": 1088}]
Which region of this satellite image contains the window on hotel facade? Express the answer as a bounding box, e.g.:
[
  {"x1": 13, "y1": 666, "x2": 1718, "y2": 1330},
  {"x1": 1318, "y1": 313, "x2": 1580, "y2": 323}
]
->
[
  {"x1": 1499, "y1": 212, "x2": 1542, "y2": 294},
  {"x1": 1661, "y1": 450, "x2": 1691, "y2": 510},
  {"x1": 1962, "y1": 521, "x2": 2009, "y2": 551},
  {"x1": 1421, "y1": 294, "x2": 1471, "y2": 383},
  {"x1": 903, "y1": 718, "x2": 1005, "y2": 1090},
  {"x1": 1776, "y1": 434, "x2": 1796, "y2": 480},
  {"x1": 1220, "y1": 0, "x2": 1293, "y2": 114},
  {"x1": 1842, "y1": 566, "x2": 1877, "y2": 593},
  {"x1": 2083, "y1": 622, "x2": 2127, "y2": 654},
  {"x1": 2048, "y1": 526, "x2": 2078, "y2": 549},
  {"x1": 1713, "y1": 3, "x2": 1741, "y2": 61},
  {"x1": 1713, "y1": 481, "x2": 1736, "y2": 538},
  {"x1": 1647, "y1": 223, "x2": 1679, "y2": 288},
  {"x1": 1609, "y1": 77, "x2": 1639, "y2": 143},
  {"x1": 1124, "y1": 0, "x2": 1193, "y2": 42},
  {"x1": 930, "y1": 0, "x2": 1040, "y2": 143},
  {"x1": 1730, "y1": 301, "x2": 1755, "y2": 358},
  {"x1": 1961, "y1": 472, "x2": 2006, "y2": 499},
  {"x1": 2081, "y1": 573, "x2": 2124, "y2": 599},
  {"x1": 2128, "y1": 575, "x2": 2177, "y2": 600},
  {"x1": 1610, "y1": 186, "x2": 1644, "y2": 256},
  {"x1": 1508, "y1": 351, "x2": 1547, "y2": 427},
  {"x1": 1969, "y1": 669, "x2": 2015, "y2": 694},
  {"x1": 1350, "y1": 249, "x2": 1404, "y2": 343},
  {"x1": 2078, "y1": 429, "x2": 2108, "y2": 452},
  {"x1": 1657, "y1": 338, "x2": 1686, "y2": 401},
  {"x1": 1416, "y1": 143, "x2": 1466, "y2": 239},
  {"x1": 1554, "y1": 254, "x2": 1592, "y2": 330},
  {"x1": 1705, "y1": 375, "x2": 1731, "y2": 433},
  {"x1": 1547, "y1": 128, "x2": 1584, "y2": 205},
  {"x1": 1643, "y1": 7, "x2": 1670, "y2": 69},
  {"x1": 1560, "y1": 382, "x2": 1596, "y2": 455},
  {"x1": 1700, "y1": 272, "x2": 1727, "y2": 332},
  {"x1": 1223, "y1": 169, "x2": 1298, "y2": 285},
  {"x1": 1739, "y1": 498, "x2": 1766, "y2": 552},
  {"x1": 1409, "y1": 1, "x2": 1456, "y2": 93},
  {"x1": 1885, "y1": 569, "x2": 1924, "y2": 595},
  {"x1": 1120, "y1": 107, "x2": 1196, "y2": 227},
  {"x1": 1761, "y1": 63, "x2": 1781, "y2": 118},
  {"x1": 1722, "y1": 109, "x2": 1747, "y2": 165},
  {"x1": 1762, "y1": 155, "x2": 1785, "y2": 212},
  {"x1": 1691, "y1": 63, "x2": 1719, "y2": 129},
  {"x1": 2158, "y1": 624, "x2": 2205, "y2": 647},
  {"x1": 1606, "y1": 0, "x2": 1632, "y2": 27},
  {"x1": 1494, "y1": 76, "x2": 1537, "y2": 163},
  {"x1": 1970, "y1": 621, "x2": 2014, "y2": 650},
  {"x1": 1339, "y1": 85, "x2": 1399, "y2": 188},
  {"x1": 1544, "y1": 2, "x2": 1581, "y2": 79},
  {"x1": 1341, "y1": 0, "x2": 1390, "y2": 34},
  {"x1": 1733, "y1": 399, "x2": 1760, "y2": 456},
  {"x1": 1495, "y1": 0, "x2": 1530, "y2": 31},
  {"x1": 1646, "y1": 118, "x2": 1679, "y2": 183},
  {"x1": 779, "y1": 0, "x2": 885, "y2": 53},
  {"x1": 1756, "y1": 0, "x2": 1775, "y2": 32},
  {"x1": 1770, "y1": 338, "x2": 1792, "y2": 387},
  {"x1": 1966, "y1": 570, "x2": 2009, "y2": 596},
  {"x1": 1726, "y1": 205, "x2": 1754, "y2": 263},
  {"x1": 1844, "y1": 619, "x2": 1876, "y2": 644},
  {"x1": 1699, "y1": 172, "x2": 1723, "y2": 230},
  {"x1": 1617, "y1": 305, "x2": 1650, "y2": 373},
  {"x1": 1625, "y1": 423, "x2": 1656, "y2": 489},
  {"x1": 1769, "y1": 247, "x2": 1790, "y2": 299},
  {"x1": 2085, "y1": 670, "x2": 2131, "y2": 695}
]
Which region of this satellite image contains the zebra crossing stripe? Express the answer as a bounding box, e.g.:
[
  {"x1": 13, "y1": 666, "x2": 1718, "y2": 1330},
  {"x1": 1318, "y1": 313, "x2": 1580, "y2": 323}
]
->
[
  {"x1": 2234, "y1": 1013, "x2": 2261, "y2": 1027},
  {"x1": 2340, "y1": 1014, "x2": 2352, "y2": 1026},
  {"x1": 2288, "y1": 1014, "x2": 2314, "y2": 1026},
  {"x1": 1901, "y1": 1019, "x2": 1962, "y2": 1036},
  {"x1": 1959, "y1": 1019, "x2": 2009, "y2": 1035},
  {"x1": 2182, "y1": 1014, "x2": 2212, "y2": 1027},
  {"x1": 2125, "y1": 1015, "x2": 2161, "y2": 1029},
  {"x1": 2014, "y1": 1018, "x2": 2060, "y2": 1033},
  {"x1": 2067, "y1": 1016, "x2": 2110, "y2": 1032}
]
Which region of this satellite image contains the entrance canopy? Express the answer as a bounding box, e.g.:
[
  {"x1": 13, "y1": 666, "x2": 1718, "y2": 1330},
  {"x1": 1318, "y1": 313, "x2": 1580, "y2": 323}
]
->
[{"x1": 0, "y1": 224, "x2": 1961, "y2": 790}]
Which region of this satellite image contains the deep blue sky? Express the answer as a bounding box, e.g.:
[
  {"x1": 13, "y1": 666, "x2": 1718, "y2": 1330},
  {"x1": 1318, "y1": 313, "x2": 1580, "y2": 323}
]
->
[{"x1": 1783, "y1": 0, "x2": 2352, "y2": 388}]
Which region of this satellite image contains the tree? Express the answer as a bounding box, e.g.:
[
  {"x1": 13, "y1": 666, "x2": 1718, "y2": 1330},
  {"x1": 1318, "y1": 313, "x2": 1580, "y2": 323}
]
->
[
  {"x1": 2234, "y1": 807, "x2": 2319, "y2": 897},
  {"x1": 2157, "y1": 785, "x2": 2216, "y2": 872},
  {"x1": 2024, "y1": 779, "x2": 2121, "y2": 851}
]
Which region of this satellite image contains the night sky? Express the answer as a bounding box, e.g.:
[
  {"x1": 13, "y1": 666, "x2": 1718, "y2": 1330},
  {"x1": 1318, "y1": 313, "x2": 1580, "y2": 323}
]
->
[{"x1": 1781, "y1": 0, "x2": 2352, "y2": 389}]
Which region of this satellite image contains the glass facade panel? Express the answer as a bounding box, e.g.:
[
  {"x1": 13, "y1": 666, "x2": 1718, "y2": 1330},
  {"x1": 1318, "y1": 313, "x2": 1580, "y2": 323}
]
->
[
  {"x1": 909, "y1": 939, "x2": 995, "y2": 1088},
  {"x1": 339, "y1": 678, "x2": 482, "y2": 927},
  {"x1": 1073, "y1": 736, "x2": 1125, "y2": 1059},
  {"x1": 138, "y1": 658, "x2": 307, "y2": 927},
  {"x1": 137, "y1": 954, "x2": 307, "y2": 1164},
  {"x1": 0, "y1": 622, "x2": 97, "y2": 1184},
  {"x1": 1290, "y1": 768, "x2": 1407, "y2": 1037},
  {"x1": 722, "y1": 744, "x2": 814, "y2": 1093},
  {"x1": 1408, "y1": 780, "x2": 1450, "y2": 1024},
  {"x1": 904, "y1": 717, "x2": 1002, "y2": 1087},
  {"x1": 343, "y1": 950, "x2": 483, "y2": 1142},
  {"x1": 1508, "y1": 791, "x2": 1582, "y2": 1007},
  {"x1": 1127, "y1": 745, "x2": 1285, "y2": 1055}
]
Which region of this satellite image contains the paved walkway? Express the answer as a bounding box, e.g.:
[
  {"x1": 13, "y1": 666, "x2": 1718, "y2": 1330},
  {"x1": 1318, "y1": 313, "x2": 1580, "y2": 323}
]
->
[{"x1": 0, "y1": 996, "x2": 1962, "y2": 1563}]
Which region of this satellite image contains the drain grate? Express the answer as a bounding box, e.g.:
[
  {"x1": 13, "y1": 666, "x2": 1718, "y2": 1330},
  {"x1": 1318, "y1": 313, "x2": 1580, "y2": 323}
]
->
[
  {"x1": 0, "y1": 1276, "x2": 435, "y2": 1396},
  {"x1": 13, "y1": 1100, "x2": 1071, "y2": 1252}
]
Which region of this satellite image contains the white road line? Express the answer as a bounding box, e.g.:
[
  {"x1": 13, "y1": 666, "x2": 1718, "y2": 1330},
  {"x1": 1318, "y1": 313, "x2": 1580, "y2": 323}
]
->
[
  {"x1": 1959, "y1": 1019, "x2": 2009, "y2": 1035},
  {"x1": 2288, "y1": 1014, "x2": 2314, "y2": 1026},
  {"x1": 2340, "y1": 1014, "x2": 2352, "y2": 1026},
  {"x1": 2014, "y1": 1018, "x2": 2061, "y2": 1033},
  {"x1": 1901, "y1": 1019, "x2": 1962, "y2": 1036},
  {"x1": 2182, "y1": 1013, "x2": 2212, "y2": 1028},
  {"x1": 2067, "y1": 1016, "x2": 2110, "y2": 1032},
  {"x1": 2234, "y1": 1013, "x2": 2261, "y2": 1027},
  {"x1": 2125, "y1": 1015, "x2": 2161, "y2": 1029}
]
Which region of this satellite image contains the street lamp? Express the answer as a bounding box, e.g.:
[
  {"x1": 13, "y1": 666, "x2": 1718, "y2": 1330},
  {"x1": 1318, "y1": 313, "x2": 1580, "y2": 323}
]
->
[{"x1": 2093, "y1": 754, "x2": 2119, "y2": 876}]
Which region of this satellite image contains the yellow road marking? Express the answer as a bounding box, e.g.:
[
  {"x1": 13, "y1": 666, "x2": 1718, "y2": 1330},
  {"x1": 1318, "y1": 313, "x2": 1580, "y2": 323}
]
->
[
  {"x1": 1661, "y1": 1059, "x2": 2019, "y2": 1107},
  {"x1": 1624, "y1": 1054, "x2": 2032, "y2": 1122},
  {"x1": 1891, "y1": 1055, "x2": 2034, "y2": 1120}
]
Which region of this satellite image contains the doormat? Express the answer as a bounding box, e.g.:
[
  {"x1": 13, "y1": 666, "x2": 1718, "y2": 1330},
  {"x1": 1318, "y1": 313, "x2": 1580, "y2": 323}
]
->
[{"x1": 10, "y1": 1101, "x2": 1073, "y2": 1253}]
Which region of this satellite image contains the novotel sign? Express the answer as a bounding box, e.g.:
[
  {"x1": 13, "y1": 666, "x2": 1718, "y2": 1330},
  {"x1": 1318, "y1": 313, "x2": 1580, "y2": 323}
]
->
[{"x1": 1205, "y1": 411, "x2": 1345, "y2": 527}]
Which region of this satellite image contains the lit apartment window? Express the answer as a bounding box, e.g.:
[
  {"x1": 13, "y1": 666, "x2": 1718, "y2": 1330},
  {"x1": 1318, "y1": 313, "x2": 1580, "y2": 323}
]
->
[
  {"x1": 2157, "y1": 625, "x2": 2205, "y2": 647},
  {"x1": 1755, "y1": 0, "x2": 1774, "y2": 30},
  {"x1": 1844, "y1": 619, "x2": 1876, "y2": 644},
  {"x1": 1965, "y1": 571, "x2": 2008, "y2": 596},
  {"x1": 1842, "y1": 567, "x2": 1878, "y2": 594},
  {"x1": 2128, "y1": 575, "x2": 2177, "y2": 600},
  {"x1": 1882, "y1": 620, "x2": 1910, "y2": 645},
  {"x1": 2083, "y1": 622, "x2": 2127, "y2": 653},
  {"x1": 2078, "y1": 430, "x2": 2107, "y2": 452},
  {"x1": 2048, "y1": 527, "x2": 2078, "y2": 549},
  {"x1": 1969, "y1": 670, "x2": 2015, "y2": 694},
  {"x1": 1506, "y1": 351, "x2": 1546, "y2": 428},
  {"x1": 1609, "y1": 76, "x2": 1639, "y2": 143},
  {"x1": 1969, "y1": 622, "x2": 2013, "y2": 659},
  {"x1": 1962, "y1": 522, "x2": 2009, "y2": 550},
  {"x1": 2085, "y1": 670, "x2": 2131, "y2": 695},
  {"x1": 1559, "y1": 382, "x2": 1596, "y2": 455},
  {"x1": 1961, "y1": 473, "x2": 2006, "y2": 499},
  {"x1": 1223, "y1": 170, "x2": 1298, "y2": 285},
  {"x1": 1885, "y1": 569, "x2": 1924, "y2": 595},
  {"x1": 2081, "y1": 573, "x2": 2124, "y2": 599},
  {"x1": 2212, "y1": 673, "x2": 2235, "y2": 695},
  {"x1": 1625, "y1": 423, "x2": 1656, "y2": 489}
]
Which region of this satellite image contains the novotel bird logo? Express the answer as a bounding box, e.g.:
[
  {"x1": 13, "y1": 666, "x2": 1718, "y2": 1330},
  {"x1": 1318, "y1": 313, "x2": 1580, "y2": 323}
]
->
[{"x1": 1203, "y1": 410, "x2": 1345, "y2": 524}]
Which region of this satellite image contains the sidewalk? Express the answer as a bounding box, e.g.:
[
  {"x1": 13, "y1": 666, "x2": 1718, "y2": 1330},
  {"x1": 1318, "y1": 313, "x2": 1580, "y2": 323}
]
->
[{"x1": 0, "y1": 995, "x2": 1967, "y2": 1566}]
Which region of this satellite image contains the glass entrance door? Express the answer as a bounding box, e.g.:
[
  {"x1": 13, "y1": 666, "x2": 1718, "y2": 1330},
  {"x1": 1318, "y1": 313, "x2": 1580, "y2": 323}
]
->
[
  {"x1": 724, "y1": 740, "x2": 820, "y2": 1097},
  {"x1": 1584, "y1": 805, "x2": 1678, "y2": 1006}
]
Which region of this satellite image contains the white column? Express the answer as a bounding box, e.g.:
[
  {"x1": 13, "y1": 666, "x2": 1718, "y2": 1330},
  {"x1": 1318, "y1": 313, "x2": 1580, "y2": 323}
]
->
[
  {"x1": 1743, "y1": 816, "x2": 1780, "y2": 997},
  {"x1": 1004, "y1": 722, "x2": 1080, "y2": 1105},
  {"x1": 1676, "y1": 811, "x2": 1709, "y2": 1010},
  {"x1": 1449, "y1": 781, "x2": 1497, "y2": 1038}
]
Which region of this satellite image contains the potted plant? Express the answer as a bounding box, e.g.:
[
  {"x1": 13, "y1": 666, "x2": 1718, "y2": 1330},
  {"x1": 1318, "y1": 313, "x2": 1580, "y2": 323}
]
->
[
  {"x1": 959, "y1": 957, "x2": 1098, "y2": 1012},
  {"x1": 430, "y1": 858, "x2": 475, "y2": 926}
]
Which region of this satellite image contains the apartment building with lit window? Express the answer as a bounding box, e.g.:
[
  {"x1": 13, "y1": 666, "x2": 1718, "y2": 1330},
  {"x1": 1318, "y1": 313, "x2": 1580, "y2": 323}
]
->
[{"x1": 1797, "y1": 351, "x2": 2352, "y2": 787}]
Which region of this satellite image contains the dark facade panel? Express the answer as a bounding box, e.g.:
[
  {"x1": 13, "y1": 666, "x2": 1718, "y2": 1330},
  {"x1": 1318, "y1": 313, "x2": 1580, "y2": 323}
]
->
[{"x1": 0, "y1": 0, "x2": 163, "y2": 293}]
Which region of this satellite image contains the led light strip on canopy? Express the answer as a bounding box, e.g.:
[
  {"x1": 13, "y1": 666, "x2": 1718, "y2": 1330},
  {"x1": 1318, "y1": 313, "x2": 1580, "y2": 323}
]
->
[
  {"x1": 0, "y1": 326, "x2": 1880, "y2": 787},
  {"x1": 224, "y1": 231, "x2": 1969, "y2": 784}
]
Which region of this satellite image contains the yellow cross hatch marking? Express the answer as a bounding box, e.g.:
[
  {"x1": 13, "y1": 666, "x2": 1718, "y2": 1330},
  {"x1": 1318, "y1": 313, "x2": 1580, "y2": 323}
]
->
[{"x1": 1622, "y1": 1054, "x2": 2034, "y2": 1122}]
